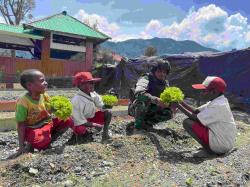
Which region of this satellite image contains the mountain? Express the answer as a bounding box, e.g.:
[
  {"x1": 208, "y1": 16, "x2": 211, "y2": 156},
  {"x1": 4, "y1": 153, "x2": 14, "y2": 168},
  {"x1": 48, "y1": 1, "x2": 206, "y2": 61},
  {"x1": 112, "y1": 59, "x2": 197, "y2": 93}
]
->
[{"x1": 101, "y1": 37, "x2": 218, "y2": 58}]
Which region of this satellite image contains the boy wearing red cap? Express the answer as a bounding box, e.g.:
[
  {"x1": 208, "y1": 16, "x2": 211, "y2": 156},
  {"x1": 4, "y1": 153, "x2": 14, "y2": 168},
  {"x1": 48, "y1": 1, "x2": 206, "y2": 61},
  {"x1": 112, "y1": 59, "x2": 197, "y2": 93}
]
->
[
  {"x1": 175, "y1": 76, "x2": 236, "y2": 157},
  {"x1": 71, "y1": 72, "x2": 112, "y2": 143}
]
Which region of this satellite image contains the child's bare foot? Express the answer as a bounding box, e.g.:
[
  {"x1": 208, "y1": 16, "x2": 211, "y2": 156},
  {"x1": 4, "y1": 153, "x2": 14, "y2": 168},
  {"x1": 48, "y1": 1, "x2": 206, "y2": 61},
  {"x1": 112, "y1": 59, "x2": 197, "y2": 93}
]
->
[
  {"x1": 24, "y1": 143, "x2": 34, "y2": 153},
  {"x1": 101, "y1": 134, "x2": 112, "y2": 144}
]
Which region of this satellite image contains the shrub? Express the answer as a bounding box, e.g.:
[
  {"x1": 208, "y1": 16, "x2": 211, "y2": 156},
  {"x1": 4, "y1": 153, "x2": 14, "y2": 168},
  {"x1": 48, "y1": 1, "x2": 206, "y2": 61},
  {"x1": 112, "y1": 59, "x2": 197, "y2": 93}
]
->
[
  {"x1": 160, "y1": 87, "x2": 184, "y2": 103},
  {"x1": 101, "y1": 95, "x2": 118, "y2": 107},
  {"x1": 45, "y1": 96, "x2": 72, "y2": 120}
]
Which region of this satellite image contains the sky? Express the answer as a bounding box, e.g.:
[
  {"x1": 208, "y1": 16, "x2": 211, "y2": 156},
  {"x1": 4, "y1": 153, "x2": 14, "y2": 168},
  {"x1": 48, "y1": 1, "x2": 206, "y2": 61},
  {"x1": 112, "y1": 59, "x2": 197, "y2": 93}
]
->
[{"x1": 3, "y1": 0, "x2": 250, "y2": 51}]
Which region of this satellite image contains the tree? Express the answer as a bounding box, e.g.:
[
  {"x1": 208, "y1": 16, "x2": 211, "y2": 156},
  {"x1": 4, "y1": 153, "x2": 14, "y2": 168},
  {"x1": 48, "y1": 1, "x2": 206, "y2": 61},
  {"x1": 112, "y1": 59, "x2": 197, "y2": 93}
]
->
[
  {"x1": 0, "y1": 0, "x2": 35, "y2": 57},
  {"x1": 0, "y1": 0, "x2": 35, "y2": 25},
  {"x1": 144, "y1": 46, "x2": 157, "y2": 57}
]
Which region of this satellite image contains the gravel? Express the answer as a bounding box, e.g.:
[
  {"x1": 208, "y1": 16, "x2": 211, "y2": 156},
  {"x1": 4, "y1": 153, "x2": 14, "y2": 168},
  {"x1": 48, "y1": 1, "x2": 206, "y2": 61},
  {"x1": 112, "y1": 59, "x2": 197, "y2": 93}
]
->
[
  {"x1": 0, "y1": 113, "x2": 249, "y2": 186},
  {"x1": 0, "y1": 90, "x2": 249, "y2": 186}
]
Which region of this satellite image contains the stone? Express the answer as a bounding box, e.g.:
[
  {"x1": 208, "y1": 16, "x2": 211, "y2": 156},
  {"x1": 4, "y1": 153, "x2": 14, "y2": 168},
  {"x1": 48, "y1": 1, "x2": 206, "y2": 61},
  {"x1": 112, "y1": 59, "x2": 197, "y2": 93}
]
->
[
  {"x1": 111, "y1": 141, "x2": 124, "y2": 149},
  {"x1": 49, "y1": 163, "x2": 55, "y2": 169},
  {"x1": 62, "y1": 180, "x2": 74, "y2": 187},
  {"x1": 74, "y1": 167, "x2": 81, "y2": 173},
  {"x1": 102, "y1": 161, "x2": 114, "y2": 167},
  {"x1": 29, "y1": 168, "x2": 38, "y2": 175}
]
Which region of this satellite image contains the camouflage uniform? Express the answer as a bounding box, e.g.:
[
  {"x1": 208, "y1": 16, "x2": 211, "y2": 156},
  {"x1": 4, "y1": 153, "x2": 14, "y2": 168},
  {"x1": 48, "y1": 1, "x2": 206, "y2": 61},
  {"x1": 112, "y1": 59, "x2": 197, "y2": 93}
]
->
[{"x1": 128, "y1": 73, "x2": 172, "y2": 129}]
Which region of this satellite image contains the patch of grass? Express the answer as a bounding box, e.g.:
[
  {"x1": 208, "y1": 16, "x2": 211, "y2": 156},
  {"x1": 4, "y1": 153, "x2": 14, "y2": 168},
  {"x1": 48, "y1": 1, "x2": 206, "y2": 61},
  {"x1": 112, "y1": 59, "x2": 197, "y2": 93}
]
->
[
  {"x1": 92, "y1": 161, "x2": 173, "y2": 187},
  {"x1": 84, "y1": 143, "x2": 114, "y2": 159},
  {"x1": 208, "y1": 166, "x2": 220, "y2": 176},
  {"x1": 65, "y1": 173, "x2": 85, "y2": 185},
  {"x1": 235, "y1": 121, "x2": 250, "y2": 147}
]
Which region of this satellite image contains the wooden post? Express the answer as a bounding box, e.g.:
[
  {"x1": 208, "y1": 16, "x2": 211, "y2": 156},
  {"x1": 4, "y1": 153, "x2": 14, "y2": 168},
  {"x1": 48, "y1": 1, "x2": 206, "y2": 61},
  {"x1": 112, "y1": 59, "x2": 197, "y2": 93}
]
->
[
  {"x1": 41, "y1": 32, "x2": 51, "y2": 75},
  {"x1": 85, "y1": 40, "x2": 93, "y2": 71}
]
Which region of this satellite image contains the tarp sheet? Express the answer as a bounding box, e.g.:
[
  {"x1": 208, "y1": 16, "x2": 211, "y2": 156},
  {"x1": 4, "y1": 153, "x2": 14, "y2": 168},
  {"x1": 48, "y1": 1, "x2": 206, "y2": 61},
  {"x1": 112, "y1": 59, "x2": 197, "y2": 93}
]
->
[{"x1": 94, "y1": 49, "x2": 250, "y2": 112}]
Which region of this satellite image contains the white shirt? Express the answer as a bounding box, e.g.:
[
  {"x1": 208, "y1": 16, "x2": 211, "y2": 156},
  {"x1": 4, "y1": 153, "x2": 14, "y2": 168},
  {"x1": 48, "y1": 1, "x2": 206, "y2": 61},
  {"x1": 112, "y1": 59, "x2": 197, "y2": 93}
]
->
[
  {"x1": 71, "y1": 90, "x2": 104, "y2": 126},
  {"x1": 197, "y1": 95, "x2": 236, "y2": 153}
]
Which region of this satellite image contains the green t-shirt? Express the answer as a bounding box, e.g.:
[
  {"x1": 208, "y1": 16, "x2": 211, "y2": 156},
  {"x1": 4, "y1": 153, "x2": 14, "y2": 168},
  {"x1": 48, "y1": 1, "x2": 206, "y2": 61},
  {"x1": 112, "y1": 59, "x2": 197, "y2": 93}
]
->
[{"x1": 15, "y1": 93, "x2": 51, "y2": 126}]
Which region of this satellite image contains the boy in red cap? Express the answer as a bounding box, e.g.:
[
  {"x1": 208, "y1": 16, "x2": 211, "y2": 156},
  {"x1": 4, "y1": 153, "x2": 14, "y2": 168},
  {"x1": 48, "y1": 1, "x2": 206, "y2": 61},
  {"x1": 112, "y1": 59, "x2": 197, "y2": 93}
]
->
[
  {"x1": 174, "y1": 76, "x2": 236, "y2": 157},
  {"x1": 13, "y1": 69, "x2": 73, "y2": 158},
  {"x1": 71, "y1": 72, "x2": 112, "y2": 143}
]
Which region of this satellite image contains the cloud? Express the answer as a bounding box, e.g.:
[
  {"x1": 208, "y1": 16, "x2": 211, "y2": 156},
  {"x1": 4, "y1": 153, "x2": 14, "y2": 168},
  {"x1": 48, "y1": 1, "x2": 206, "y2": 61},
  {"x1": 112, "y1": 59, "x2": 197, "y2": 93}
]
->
[
  {"x1": 246, "y1": 31, "x2": 250, "y2": 42},
  {"x1": 111, "y1": 34, "x2": 138, "y2": 41},
  {"x1": 75, "y1": 9, "x2": 120, "y2": 38},
  {"x1": 74, "y1": 8, "x2": 153, "y2": 42},
  {"x1": 142, "y1": 4, "x2": 250, "y2": 51},
  {"x1": 145, "y1": 20, "x2": 163, "y2": 32},
  {"x1": 73, "y1": 4, "x2": 250, "y2": 50},
  {"x1": 0, "y1": 16, "x2": 6, "y2": 23}
]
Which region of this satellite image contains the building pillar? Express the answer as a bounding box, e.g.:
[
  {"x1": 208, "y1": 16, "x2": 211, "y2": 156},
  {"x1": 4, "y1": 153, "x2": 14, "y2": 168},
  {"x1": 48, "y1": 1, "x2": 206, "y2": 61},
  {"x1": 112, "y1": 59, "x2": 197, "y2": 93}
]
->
[
  {"x1": 85, "y1": 41, "x2": 93, "y2": 71},
  {"x1": 41, "y1": 32, "x2": 51, "y2": 75}
]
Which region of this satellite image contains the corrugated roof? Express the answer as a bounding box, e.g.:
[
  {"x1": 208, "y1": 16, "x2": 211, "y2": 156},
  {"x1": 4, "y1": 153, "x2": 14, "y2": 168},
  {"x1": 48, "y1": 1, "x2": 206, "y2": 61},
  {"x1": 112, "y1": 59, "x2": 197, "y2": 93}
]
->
[
  {"x1": 25, "y1": 12, "x2": 110, "y2": 40},
  {"x1": 0, "y1": 23, "x2": 44, "y2": 40}
]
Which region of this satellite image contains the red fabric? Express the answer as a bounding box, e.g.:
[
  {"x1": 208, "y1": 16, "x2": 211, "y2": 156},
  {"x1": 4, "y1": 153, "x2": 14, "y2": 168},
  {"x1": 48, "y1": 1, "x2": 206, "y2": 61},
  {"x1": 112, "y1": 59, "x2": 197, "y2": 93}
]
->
[
  {"x1": 191, "y1": 122, "x2": 209, "y2": 145},
  {"x1": 71, "y1": 125, "x2": 87, "y2": 136},
  {"x1": 25, "y1": 117, "x2": 73, "y2": 150},
  {"x1": 87, "y1": 111, "x2": 105, "y2": 125},
  {"x1": 71, "y1": 111, "x2": 105, "y2": 135}
]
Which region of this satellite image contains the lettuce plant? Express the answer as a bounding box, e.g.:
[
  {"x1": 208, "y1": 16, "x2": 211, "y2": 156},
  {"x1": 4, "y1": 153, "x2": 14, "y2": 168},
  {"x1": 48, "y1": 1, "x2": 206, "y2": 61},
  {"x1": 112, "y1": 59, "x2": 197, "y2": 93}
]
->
[
  {"x1": 101, "y1": 95, "x2": 118, "y2": 107},
  {"x1": 160, "y1": 87, "x2": 184, "y2": 103},
  {"x1": 45, "y1": 96, "x2": 72, "y2": 120}
]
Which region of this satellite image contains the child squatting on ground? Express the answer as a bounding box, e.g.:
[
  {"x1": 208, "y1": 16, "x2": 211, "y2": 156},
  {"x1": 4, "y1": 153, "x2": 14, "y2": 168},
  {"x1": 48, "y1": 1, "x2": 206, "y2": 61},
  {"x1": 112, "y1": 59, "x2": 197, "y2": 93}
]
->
[
  {"x1": 174, "y1": 76, "x2": 236, "y2": 157},
  {"x1": 13, "y1": 69, "x2": 73, "y2": 158},
  {"x1": 128, "y1": 59, "x2": 173, "y2": 130},
  {"x1": 71, "y1": 72, "x2": 112, "y2": 143}
]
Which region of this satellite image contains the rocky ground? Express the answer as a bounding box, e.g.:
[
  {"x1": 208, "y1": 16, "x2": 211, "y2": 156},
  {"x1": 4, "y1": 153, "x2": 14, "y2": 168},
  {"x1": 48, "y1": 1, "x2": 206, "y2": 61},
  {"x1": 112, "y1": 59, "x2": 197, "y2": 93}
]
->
[
  {"x1": 0, "y1": 112, "x2": 249, "y2": 187},
  {"x1": 0, "y1": 90, "x2": 250, "y2": 186}
]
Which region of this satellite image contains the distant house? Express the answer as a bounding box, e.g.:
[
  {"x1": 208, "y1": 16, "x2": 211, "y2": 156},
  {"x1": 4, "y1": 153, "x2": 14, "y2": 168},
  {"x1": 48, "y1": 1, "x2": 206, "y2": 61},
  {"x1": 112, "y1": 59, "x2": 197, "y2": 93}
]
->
[{"x1": 0, "y1": 11, "x2": 110, "y2": 88}]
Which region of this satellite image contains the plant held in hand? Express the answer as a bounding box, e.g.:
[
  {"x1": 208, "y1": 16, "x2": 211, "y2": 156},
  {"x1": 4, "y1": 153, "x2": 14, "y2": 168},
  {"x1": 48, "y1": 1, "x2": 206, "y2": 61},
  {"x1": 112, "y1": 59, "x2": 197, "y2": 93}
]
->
[
  {"x1": 101, "y1": 94, "x2": 118, "y2": 108},
  {"x1": 45, "y1": 96, "x2": 72, "y2": 120},
  {"x1": 160, "y1": 87, "x2": 184, "y2": 103}
]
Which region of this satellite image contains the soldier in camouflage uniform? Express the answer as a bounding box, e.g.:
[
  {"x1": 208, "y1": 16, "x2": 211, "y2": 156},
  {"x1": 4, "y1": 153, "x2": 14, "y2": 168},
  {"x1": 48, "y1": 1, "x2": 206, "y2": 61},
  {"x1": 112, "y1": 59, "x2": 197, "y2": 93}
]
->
[{"x1": 128, "y1": 59, "x2": 172, "y2": 130}]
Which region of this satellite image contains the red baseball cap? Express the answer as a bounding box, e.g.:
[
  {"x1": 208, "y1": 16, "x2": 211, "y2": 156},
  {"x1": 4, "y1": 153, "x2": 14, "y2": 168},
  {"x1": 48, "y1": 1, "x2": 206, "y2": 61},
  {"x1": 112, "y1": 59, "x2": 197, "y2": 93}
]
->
[
  {"x1": 73, "y1": 72, "x2": 101, "y2": 86},
  {"x1": 192, "y1": 76, "x2": 227, "y2": 93}
]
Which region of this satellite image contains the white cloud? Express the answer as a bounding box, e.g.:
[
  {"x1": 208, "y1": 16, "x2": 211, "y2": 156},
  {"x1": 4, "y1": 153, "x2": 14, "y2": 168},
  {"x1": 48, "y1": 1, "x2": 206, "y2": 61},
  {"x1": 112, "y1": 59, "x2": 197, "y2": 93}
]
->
[
  {"x1": 75, "y1": 9, "x2": 120, "y2": 38},
  {"x1": 111, "y1": 34, "x2": 138, "y2": 41},
  {"x1": 145, "y1": 19, "x2": 163, "y2": 32},
  {"x1": 73, "y1": 5, "x2": 250, "y2": 50},
  {"x1": 246, "y1": 31, "x2": 250, "y2": 42},
  {"x1": 0, "y1": 16, "x2": 6, "y2": 23},
  {"x1": 139, "y1": 31, "x2": 152, "y2": 40},
  {"x1": 74, "y1": 9, "x2": 153, "y2": 42},
  {"x1": 143, "y1": 4, "x2": 250, "y2": 51},
  {"x1": 111, "y1": 32, "x2": 153, "y2": 42}
]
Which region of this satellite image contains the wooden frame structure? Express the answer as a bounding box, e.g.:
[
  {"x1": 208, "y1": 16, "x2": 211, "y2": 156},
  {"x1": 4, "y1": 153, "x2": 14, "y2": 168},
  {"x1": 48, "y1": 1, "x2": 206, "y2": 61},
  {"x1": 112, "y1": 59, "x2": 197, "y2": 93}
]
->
[{"x1": 0, "y1": 11, "x2": 110, "y2": 88}]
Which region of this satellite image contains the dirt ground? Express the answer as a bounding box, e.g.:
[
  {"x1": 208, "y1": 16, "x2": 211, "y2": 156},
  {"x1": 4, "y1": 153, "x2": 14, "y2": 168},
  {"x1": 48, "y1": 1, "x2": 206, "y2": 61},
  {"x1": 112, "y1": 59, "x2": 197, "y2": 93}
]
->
[{"x1": 0, "y1": 113, "x2": 249, "y2": 187}]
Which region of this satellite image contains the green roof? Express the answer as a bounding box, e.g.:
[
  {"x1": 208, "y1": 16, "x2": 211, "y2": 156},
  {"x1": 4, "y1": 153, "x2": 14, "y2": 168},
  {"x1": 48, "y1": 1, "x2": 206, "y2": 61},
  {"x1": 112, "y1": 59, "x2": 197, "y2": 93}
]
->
[
  {"x1": 26, "y1": 12, "x2": 110, "y2": 40},
  {"x1": 0, "y1": 23, "x2": 44, "y2": 40}
]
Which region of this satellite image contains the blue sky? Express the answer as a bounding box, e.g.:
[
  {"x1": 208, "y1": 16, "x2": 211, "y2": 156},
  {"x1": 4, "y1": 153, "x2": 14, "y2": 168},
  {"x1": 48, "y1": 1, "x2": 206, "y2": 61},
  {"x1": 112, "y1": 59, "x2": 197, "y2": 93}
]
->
[{"x1": 19, "y1": 0, "x2": 250, "y2": 51}]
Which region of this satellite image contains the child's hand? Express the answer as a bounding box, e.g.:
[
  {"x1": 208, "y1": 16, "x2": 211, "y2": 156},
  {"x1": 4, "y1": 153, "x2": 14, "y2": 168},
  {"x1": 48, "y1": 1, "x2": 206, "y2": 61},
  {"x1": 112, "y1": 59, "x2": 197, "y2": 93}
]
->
[
  {"x1": 170, "y1": 102, "x2": 179, "y2": 114},
  {"x1": 92, "y1": 123, "x2": 103, "y2": 130},
  {"x1": 156, "y1": 98, "x2": 168, "y2": 109}
]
